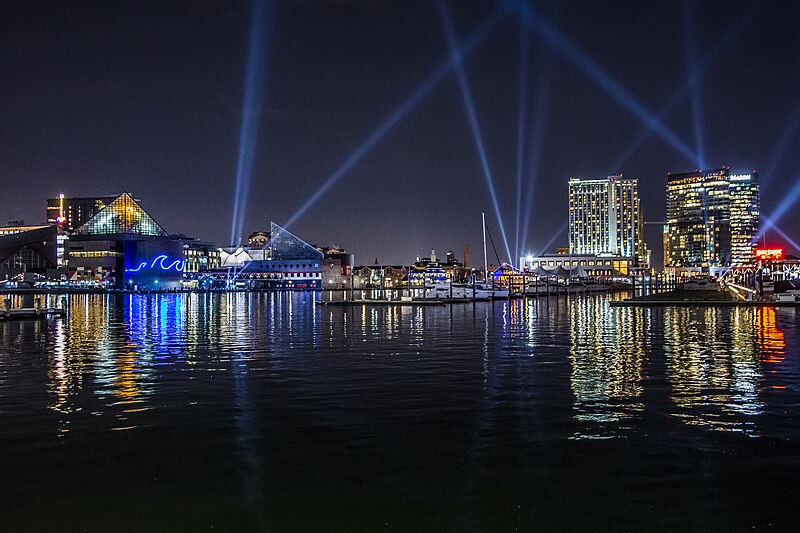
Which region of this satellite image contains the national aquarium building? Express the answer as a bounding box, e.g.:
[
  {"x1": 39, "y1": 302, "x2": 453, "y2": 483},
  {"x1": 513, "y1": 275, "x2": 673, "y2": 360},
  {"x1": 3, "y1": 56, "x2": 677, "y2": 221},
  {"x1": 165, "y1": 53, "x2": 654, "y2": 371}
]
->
[
  {"x1": 188, "y1": 222, "x2": 324, "y2": 290},
  {"x1": 67, "y1": 193, "x2": 185, "y2": 290}
]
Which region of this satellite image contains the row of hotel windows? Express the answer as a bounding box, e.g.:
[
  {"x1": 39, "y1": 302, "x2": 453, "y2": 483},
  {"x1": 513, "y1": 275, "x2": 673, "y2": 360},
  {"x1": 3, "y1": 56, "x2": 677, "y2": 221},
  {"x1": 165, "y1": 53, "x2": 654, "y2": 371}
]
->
[
  {"x1": 69, "y1": 251, "x2": 120, "y2": 258},
  {"x1": 529, "y1": 260, "x2": 630, "y2": 267},
  {"x1": 255, "y1": 263, "x2": 320, "y2": 269},
  {"x1": 250, "y1": 272, "x2": 321, "y2": 278}
]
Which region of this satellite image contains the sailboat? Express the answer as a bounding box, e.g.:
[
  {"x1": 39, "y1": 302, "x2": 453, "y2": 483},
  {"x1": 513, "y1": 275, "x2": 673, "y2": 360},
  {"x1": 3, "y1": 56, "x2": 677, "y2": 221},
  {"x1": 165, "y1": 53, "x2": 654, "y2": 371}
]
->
[
  {"x1": 474, "y1": 212, "x2": 509, "y2": 298},
  {"x1": 415, "y1": 214, "x2": 510, "y2": 301}
]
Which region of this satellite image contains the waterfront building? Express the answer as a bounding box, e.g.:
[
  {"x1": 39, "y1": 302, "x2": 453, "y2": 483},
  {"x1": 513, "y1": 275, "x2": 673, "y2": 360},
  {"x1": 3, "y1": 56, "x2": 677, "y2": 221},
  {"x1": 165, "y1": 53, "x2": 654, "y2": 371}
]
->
[
  {"x1": 0, "y1": 223, "x2": 51, "y2": 237},
  {"x1": 247, "y1": 231, "x2": 270, "y2": 248},
  {"x1": 170, "y1": 235, "x2": 220, "y2": 273},
  {"x1": 46, "y1": 194, "x2": 125, "y2": 268},
  {"x1": 408, "y1": 250, "x2": 468, "y2": 285},
  {"x1": 190, "y1": 222, "x2": 324, "y2": 289},
  {"x1": 490, "y1": 263, "x2": 527, "y2": 289},
  {"x1": 0, "y1": 225, "x2": 59, "y2": 281},
  {"x1": 46, "y1": 194, "x2": 118, "y2": 232},
  {"x1": 568, "y1": 175, "x2": 646, "y2": 266},
  {"x1": 520, "y1": 253, "x2": 635, "y2": 277},
  {"x1": 353, "y1": 265, "x2": 409, "y2": 289},
  {"x1": 729, "y1": 172, "x2": 761, "y2": 266},
  {"x1": 316, "y1": 247, "x2": 355, "y2": 289},
  {"x1": 67, "y1": 192, "x2": 184, "y2": 290},
  {"x1": 664, "y1": 168, "x2": 759, "y2": 273}
]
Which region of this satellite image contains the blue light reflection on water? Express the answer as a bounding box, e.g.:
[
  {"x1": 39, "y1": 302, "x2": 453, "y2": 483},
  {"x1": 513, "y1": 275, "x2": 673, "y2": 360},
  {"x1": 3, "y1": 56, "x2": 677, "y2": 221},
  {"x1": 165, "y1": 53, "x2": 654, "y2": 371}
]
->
[{"x1": 1, "y1": 293, "x2": 800, "y2": 529}]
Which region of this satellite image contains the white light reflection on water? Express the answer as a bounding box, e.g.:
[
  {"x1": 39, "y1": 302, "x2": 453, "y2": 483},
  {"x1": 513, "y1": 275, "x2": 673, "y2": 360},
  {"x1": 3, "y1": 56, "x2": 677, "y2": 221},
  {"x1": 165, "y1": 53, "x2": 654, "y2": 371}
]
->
[
  {"x1": 4, "y1": 292, "x2": 800, "y2": 529},
  {"x1": 569, "y1": 296, "x2": 648, "y2": 439},
  {"x1": 663, "y1": 306, "x2": 782, "y2": 435}
]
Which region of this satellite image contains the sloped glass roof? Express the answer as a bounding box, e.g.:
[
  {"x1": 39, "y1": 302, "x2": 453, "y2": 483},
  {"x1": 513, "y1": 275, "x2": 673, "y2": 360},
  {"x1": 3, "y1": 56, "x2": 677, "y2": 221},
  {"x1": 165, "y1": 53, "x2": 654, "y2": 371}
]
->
[
  {"x1": 73, "y1": 193, "x2": 168, "y2": 237},
  {"x1": 269, "y1": 222, "x2": 323, "y2": 260}
]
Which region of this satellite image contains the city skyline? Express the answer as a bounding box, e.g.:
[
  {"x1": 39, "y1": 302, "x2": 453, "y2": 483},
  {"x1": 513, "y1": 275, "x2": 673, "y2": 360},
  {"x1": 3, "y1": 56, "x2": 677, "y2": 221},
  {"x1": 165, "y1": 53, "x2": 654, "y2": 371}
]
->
[{"x1": 3, "y1": 1, "x2": 800, "y2": 266}]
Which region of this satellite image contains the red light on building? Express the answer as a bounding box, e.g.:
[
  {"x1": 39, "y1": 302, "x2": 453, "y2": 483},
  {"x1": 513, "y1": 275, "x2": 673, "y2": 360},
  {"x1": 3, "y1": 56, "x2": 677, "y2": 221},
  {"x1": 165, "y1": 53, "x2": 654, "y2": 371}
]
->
[{"x1": 755, "y1": 248, "x2": 783, "y2": 260}]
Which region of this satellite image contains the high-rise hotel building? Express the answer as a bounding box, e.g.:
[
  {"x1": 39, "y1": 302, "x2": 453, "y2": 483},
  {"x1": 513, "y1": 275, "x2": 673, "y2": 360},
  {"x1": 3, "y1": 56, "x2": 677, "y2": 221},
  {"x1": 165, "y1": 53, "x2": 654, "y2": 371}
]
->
[
  {"x1": 568, "y1": 175, "x2": 647, "y2": 265},
  {"x1": 664, "y1": 168, "x2": 759, "y2": 270},
  {"x1": 729, "y1": 172, "x2": 760, "y2": 265}
]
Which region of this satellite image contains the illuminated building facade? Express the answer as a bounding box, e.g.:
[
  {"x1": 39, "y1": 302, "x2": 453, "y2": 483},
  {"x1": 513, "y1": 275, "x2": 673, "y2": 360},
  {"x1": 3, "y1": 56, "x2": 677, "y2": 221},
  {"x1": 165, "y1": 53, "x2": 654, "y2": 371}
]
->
[
  {"x1": 353, "y1": 265, "x2": 409, "y2": 289},
  {"x1": 408, "y1": 250, "x2": 466, "y2": 284},
  {"x1": 170, "y1": 235, "x2": 220, "y2": 273},
  {"x1": 0, "y1": 225, "x2": 58, "y2": 280},
  {"x1": 190, "y1": 222, "x2": 324, "y2": 289},
  {"x1": 67, "y1": 192, "x2": 184, "y2": 289},
  {"x1": 46, "y1": 195, "x2": 118, "y2": 232},
  {"x1": 0, "y1": 224, "x2": 51, "y2": 236},
  {"x1": 664, "y1": 168, "x2": 759, "y2": 271},
  {"x1": 568, "y1": 175, "x2": 646, "y2": 266},
  {"x1": 729, "y1": 172, "x2": 760, "y2": 266},
  {"x1": 520, "y1": 253, "x2": 634, "y2": 276},
  {"x1": 317, "y1": 247, "x2": 355, "y2": 289}
]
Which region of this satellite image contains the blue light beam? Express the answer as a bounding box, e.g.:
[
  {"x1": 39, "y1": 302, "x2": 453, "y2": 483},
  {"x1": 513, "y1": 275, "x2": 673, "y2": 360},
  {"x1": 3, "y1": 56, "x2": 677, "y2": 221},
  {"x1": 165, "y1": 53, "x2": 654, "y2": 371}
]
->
[
  {"x1": 230, "y1": 0, "x2": 272, "y2": 246},
  {"x1": 514, "y1": 16, "x2": 531, "y2": 261},
  {"x1": 283, "y1": 6, "x2": 508, "y2": 230},
  {"x1": 608, "y1": 0, "x2": 766, "y2": 173},
  {"x1": 767, "y1": 221, "x2": 800, "y2": 254},
  {"x1": 437, "y1": 0, "x2": 513, "y2": 263},
  {"x1": 760, "y1": 179, "x2": 800, "y2": 239},
  {"x1": 681, "y1": 0, "x2": 707, "y2": 168},
  {"x1": 517, "y1": 2, "x2": 695, "y2": 162},
  {"x1": 537, "y1": 220, "x2": 568, "y2": 256},
  {"x1": 520, "y1": 48, "x2": 553, "y2": 252},
  {"x1": 763, "y1": 102, "x2": 800, "y2": 185}
]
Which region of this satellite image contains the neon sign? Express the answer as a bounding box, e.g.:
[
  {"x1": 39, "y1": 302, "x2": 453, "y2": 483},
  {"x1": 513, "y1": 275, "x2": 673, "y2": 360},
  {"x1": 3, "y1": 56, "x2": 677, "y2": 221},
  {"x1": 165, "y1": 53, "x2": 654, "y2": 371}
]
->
[
  {"x1": 126, "y1": 254, "x2": 185, "y2": 272},
  {"x1": 755, "y1": 248, "x2": 783, "y2": 260}
]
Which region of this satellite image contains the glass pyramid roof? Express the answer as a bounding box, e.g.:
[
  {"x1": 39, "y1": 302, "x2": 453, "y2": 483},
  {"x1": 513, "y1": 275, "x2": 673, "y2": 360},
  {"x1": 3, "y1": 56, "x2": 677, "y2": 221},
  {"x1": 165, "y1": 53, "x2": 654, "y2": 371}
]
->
[
  {"x1": 269, "y1": 222, "x2": 323, "y2": 260},
  {"x1": 73, "y1": 193, "x2": 168, "y2": 237}
]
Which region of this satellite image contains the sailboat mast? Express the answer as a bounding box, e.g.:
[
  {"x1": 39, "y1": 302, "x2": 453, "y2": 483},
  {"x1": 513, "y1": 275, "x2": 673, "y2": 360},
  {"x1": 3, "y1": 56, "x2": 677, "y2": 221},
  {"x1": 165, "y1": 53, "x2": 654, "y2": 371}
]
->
[{"x1": 482, "y1": 212, "x2": 488, "y2": 280}]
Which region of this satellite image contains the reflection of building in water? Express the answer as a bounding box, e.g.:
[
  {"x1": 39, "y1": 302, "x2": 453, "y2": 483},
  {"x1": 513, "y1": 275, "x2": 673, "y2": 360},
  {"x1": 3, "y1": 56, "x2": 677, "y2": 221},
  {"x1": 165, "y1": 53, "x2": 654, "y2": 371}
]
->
[
  {"x1": 569, "y1": 296, "x2": 648, "y2": 438},
  {"x1": 665, "y1": 307, "x2": 764, "y2": 431},
  {"x1": 49, "y1": 320, "x2": 80, "y2": 422},
  {"x1": 755, "y1": 307, "x2": 786, "y2": 364},
  {"x1": 47, "y1": 296, "x2": 112, "y2": 420},
  {"x1": 64, "y1": 295, "x2": 156, "y2": 429}
]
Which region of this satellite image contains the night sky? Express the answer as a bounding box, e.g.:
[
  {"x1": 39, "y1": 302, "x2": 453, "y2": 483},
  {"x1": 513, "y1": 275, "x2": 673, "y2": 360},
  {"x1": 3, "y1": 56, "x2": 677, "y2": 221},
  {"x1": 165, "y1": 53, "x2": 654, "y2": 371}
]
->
[{"x1": 2, "y1": 0, "x2": 799, "y2": 267}]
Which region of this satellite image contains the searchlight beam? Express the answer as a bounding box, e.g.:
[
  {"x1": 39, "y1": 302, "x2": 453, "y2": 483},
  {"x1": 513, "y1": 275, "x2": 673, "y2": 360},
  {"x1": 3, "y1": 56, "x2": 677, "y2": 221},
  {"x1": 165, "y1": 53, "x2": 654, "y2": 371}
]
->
[{"x1": 437, "y1": 0, "x2": 512, "y2": 263}]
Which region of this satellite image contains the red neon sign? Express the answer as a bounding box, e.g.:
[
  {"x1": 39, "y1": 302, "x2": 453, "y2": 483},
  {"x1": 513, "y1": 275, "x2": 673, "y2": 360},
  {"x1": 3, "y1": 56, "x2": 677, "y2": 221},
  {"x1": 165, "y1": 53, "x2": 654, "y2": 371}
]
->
[{"x1": 755, "y1": 248, "x2": 783, "y2": 260}]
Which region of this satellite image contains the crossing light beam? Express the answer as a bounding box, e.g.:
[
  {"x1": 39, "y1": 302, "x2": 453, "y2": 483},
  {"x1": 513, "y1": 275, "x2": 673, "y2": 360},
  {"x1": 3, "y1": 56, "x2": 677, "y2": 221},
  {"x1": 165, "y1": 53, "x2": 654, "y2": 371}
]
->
[
  {"x1": 284, "y1": 6, "x2": 508, "y2": 230},
  {"x1": 437, "y1": 0, "x2": 513, "y2": 263},
  {"x1": 517, "y1": 2, "x2": 695, "y2": 162},
  {"x1": 230, "y1": 0, "x2": 272, "y2": 247}
]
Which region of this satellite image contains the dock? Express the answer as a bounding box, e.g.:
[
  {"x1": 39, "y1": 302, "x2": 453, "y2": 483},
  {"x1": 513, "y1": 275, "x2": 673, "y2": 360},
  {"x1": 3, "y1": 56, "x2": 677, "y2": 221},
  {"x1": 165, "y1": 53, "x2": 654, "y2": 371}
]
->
[
  {"x1": 0, "y1": 307, "x2": 66, "y2": 320},
  {"x1": 1, "y1": 296, "x2": 67, "y2": 320},
  {"x1": 316, "y1": 299, "x2": 448, "y2": 306},
  {"x1": 611, "y1": 299, "x2": 800, "y2": 308}
]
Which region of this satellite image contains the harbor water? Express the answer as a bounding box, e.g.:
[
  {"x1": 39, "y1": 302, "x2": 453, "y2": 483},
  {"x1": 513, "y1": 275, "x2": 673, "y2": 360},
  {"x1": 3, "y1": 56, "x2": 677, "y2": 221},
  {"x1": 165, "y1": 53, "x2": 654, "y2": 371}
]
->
[{"x1": 1, "y1": 292, "x2": 799, "y2": 530}]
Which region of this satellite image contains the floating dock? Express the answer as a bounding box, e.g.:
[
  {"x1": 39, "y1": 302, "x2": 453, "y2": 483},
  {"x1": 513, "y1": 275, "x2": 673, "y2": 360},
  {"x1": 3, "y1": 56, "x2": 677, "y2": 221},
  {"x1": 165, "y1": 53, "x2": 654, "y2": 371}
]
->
[
  {"x1": 611, "y1": 299, "x2": 800, "y2": 308},
  {"x1": 0, "y1": 307, "x2": 66, "y2": 320},
  {"x1": 316, "y1": 299, "x2": 448, "y2": 306}
]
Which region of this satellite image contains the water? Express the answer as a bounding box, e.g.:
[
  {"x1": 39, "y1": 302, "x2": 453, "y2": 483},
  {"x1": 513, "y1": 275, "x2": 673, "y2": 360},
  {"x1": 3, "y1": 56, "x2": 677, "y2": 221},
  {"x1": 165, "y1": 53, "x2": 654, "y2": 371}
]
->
[{"x1": 1, "y1": 292, "x2": 799, "y2": 531}]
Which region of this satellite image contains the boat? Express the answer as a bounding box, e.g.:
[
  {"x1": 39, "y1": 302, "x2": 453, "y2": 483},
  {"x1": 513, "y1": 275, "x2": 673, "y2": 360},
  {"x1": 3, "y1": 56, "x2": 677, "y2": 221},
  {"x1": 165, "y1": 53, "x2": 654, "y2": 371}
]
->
[
  {"x1": 420, "y1": 282, "x2": 508, "y2": 300},
  {"x1": 775, "y1": 290, "x2": 800, "y2": 302},
  {"x1": 576, "y1": 279, "x2": 612, "y2": 293},
  {"x1": 526, "y1": 281, "x2": 560, "y2": 295}
]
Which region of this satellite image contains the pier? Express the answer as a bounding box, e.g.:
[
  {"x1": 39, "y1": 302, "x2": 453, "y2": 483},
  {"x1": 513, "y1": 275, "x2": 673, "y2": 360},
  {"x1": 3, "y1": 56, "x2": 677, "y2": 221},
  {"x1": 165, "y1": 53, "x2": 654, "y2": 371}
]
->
[{"x1": 0, "y1": 298, "x2": 66, "y2": 321}]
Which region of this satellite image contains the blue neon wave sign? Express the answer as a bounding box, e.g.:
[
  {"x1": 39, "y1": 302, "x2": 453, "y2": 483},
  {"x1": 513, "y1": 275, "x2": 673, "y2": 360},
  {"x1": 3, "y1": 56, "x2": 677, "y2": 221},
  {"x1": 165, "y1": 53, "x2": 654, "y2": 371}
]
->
[{"x1": 126, "y1": 254, "x2": 185, "y2": 273}]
